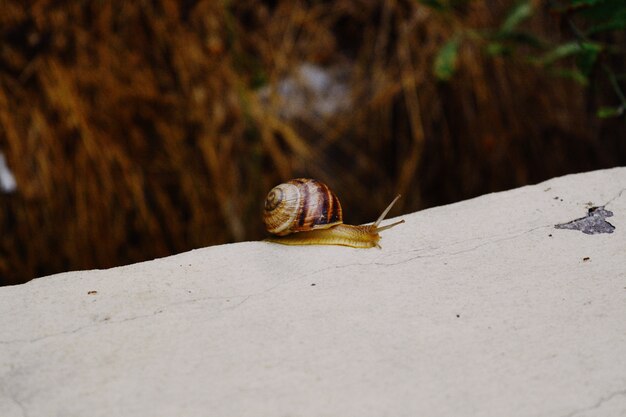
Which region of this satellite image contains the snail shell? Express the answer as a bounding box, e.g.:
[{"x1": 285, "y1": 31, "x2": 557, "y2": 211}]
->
[{"x1": 263, "y1": 178, "x2": 343, "y2": 236}]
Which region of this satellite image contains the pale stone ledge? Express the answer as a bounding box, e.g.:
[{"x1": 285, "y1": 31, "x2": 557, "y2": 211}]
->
[{"x1": 1, "y1": 168, "x2": 625, "y2": 417}]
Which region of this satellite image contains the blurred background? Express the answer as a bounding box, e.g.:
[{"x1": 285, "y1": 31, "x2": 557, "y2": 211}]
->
[{"x1": 0, "y1": 0, "x2": 624, "y2": 285}]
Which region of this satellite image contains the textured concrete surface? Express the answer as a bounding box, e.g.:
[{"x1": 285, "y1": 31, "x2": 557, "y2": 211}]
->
[{"x1": 1, "y1": 168, "x2": 625, "y2": 417}]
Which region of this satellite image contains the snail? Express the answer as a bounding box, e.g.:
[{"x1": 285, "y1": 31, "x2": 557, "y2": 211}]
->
[{"x1": 263, "y1": 178, "x2": 404, "y2": 248}]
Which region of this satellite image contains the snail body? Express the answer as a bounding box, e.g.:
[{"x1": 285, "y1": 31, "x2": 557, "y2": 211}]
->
[{"x1": 263, "y1": 178, "x2": 404, "y2": 248}]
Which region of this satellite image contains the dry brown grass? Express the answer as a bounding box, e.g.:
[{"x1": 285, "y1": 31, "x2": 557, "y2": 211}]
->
[{"x1": 0, "y1": 0, "x2": 624, "y2": 285}]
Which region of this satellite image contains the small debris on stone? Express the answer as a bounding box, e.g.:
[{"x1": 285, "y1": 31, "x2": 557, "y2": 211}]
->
[
  {"x1": 87, "y1": 290, "x2": 97, "y2": 295},
  {"x1": 583, "y1": 257, "x2": 590, "y2": 262},
  {"x1": 555, "y1": 206, "x2": 615, "y2": 235},
  {"x1": 311, "y1": 283, "x2": 316, "y2": 286}
]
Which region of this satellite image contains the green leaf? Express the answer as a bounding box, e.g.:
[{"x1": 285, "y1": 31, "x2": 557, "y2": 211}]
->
[
  {"x1": 433, "y1": 38, "x2": 460, "y2": 81},
  {"x1": 500, "y1": 1, "x2": 533, "y2": 33},
  {"x1": 540, "y1": 42, "x2": 582, "y2": 65},
  {"x1": 576, "y1": 42, "x2": 602, "y2": 75},
  {"x1": 549, "y1": 68, "x2": 589, "y2": 85},
  {"x1": 597, "y1": 105, "x2": 624, "y2": 118},
  {"x1": 540, "y1": 42, "x2": 602, "y2": 75}
]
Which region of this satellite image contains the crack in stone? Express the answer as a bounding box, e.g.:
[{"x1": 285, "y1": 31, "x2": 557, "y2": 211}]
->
[
  {"x1": 12, "y1": 395, "x2": 28, "y2": 417},
  {"x1": 444, "y1": 225, "x2": 551, "y2": 256},
  {"x1": 0, "y1": 387, "x2": 29, "y2": 417},
  {"x1": 0, "y1": 285, "x2": 298, "y2": 347},
  {"x1": 605, "y1": 187, "x2": 626, "y2": 207},
  {"x1": 0, "y1": 311, "x2": 163, "y2": 346},
  {"x1": 303, "y1": 225, "x2": 553, "y2": 273},
  {"x1": 217, "y1": 282, "x2": 285, "y2": 311},
  {"x1": 560, "y1": 388, "x2": 626, "y2": 417},
  {"x1": 0, "y1": 284, "x2": 302, "y2": 346}
]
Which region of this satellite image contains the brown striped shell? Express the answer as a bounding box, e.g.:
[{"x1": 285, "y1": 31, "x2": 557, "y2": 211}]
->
[{"x1": 263, "y1": 179, "x2": 343, "y2": 236}]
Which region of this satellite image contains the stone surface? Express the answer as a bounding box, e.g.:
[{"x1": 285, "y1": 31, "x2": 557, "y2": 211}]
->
[{"x1": 1, "y1": 168, "x2": 626, "y2": 417}]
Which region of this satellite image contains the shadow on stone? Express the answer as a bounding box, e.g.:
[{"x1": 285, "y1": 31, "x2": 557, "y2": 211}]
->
[{"x1": 555, "y1": 206, "x2": 615, "y2": 235}]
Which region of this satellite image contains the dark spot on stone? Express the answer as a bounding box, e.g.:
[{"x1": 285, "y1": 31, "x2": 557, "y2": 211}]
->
[
  {"x1": 456, "y1": 314, "x2": 460, "y2": 318},
  {"x1": 548, "y1": 234, "x2": 552, "y2": 237},
  {"x1": 87, "y1": 290, "x2": 97, "y2": 295},
  {"x1": 311, "y1": 283, "x2": 316, "y2": 286},
  {"x1": 554, "y1": 196, "x2": 559, "y2": 200},
  {"x1": 583, "y1": 257, "x2": 590, "y2": 261},
  {"x1": 555, "y1": 206, "x2": 615, "y2": 235}
]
